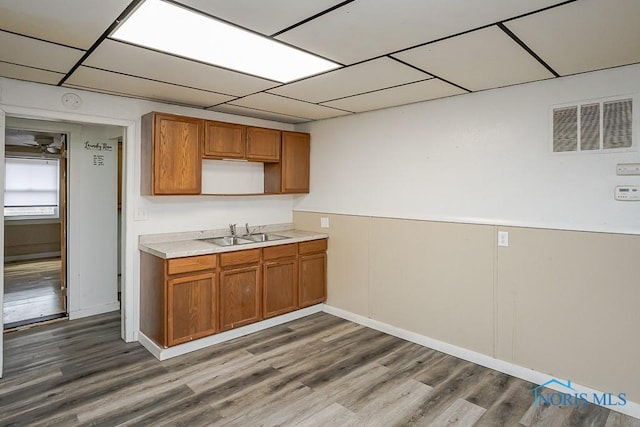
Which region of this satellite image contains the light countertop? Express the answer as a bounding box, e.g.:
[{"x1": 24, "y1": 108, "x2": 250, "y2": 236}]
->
[{"x1": 139, "y1": 223, "x2": 328, "y2": 259}]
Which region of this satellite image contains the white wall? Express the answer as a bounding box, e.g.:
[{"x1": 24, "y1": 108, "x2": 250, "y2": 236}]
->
[
  {"x1": 0, "y1": 76, "x2": 297, "y2": 340},
  {"x1": 68, "y1": 124, "x2": 120, "y2": 318},
  {"x1": 295, "y1": 63, "x2": 640, "y2": 234}
]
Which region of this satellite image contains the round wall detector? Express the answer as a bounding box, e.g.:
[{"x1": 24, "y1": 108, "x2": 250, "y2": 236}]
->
[{"x1": 61, "y1": 93, "x2": 82, "y2": 110}]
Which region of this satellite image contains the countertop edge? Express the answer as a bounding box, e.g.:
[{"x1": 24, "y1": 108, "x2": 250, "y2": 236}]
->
[{"x1": 139, "y1": 230, "x2": 329, "y2": 259}]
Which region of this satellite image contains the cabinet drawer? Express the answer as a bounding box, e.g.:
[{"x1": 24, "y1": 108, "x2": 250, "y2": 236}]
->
[
  {"x1": 220, "y1": 248, "x2": 260, "y2": 267},
  {"x1": 299, "y1": 239, "x2": 327, "y2": 255},
  {"x1": 167, "y1": 254, "x2": 216, "y2": 275},
  {"x1": 263, "y1": 243, "x2": 297, "y2": 260}
]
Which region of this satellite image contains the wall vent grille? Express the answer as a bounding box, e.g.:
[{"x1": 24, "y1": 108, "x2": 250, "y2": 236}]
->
[
  {"x1": 603, "y1": 99, "x2": 632, "y2": 149},
  {"x1": 580, "y1": 103, "x2": 600, "y2": 151},
  {"x1": 552, "y1": 97, "x2": 633, "y2": 153},
  {"x1": 553, "y1": 106, "x2": 577, "y2": 152}
]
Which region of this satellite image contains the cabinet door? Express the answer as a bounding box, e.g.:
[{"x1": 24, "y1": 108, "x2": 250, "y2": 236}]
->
[
  {"x1": 281, "y1": 131, "x2": 310, "y2": 193},
  {"x1": 153, "y1": 113, "x2": 202, "y2": 194},
  {"x1": 247, "y1": 127, "x2": 281, "y2": 162},
  {"x1": 263, "y1": 258, "x2": 297, "y2": 318},
  {"x1": 203, "y1": 121, "x2": 245, "y2": 159},
  {"x1": 220, "y1": 265, "x2": 261, "y2": 331},
  {"x1": 299, "y1": 252, "x2": 326, "y2": 308},
  {"x1": 166, "y1": 272, "x2": 217, "y2": 346}
]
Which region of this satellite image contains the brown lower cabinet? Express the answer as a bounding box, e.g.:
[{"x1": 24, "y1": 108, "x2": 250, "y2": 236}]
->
[
  {"x1": 298, "y1": 239, "x2": 328, "y2": 308},
  {"x1": 219, "y1": 249, "x2": 262, "y2": 331},
  {"x1": 140, "y1": 253, "x2": 218, "y2": 347},
  {"x1": 140, "y1": 238, "x2": 327, "y2": 347},
  {"x1": 263, "y1": 243, "x2": 298, "y2": 318},
  {"x1": 167, "y1": 272, "x2": 217, "y2": 346}
]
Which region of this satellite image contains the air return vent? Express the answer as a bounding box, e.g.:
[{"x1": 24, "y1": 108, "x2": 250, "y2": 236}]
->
[
  {"x1": 603, "y1": 99, "x2": 632, "y2": 149},
  {"x1": 552, "y1": 97, "x2": 633, "y2": 153},
  {"x1": 553, "y1": 107, "x2": 577, "y2": 152},
  {"x1": 580, "y1": 103, "x2": 600, "y2": 151}
]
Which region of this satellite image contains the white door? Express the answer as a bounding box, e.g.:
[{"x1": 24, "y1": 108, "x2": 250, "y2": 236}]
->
[{"x1": 0, "y1": 107, "x2": 6, "y2": 377}]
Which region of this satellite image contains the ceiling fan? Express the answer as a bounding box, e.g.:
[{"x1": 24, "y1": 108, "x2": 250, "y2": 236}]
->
[{"x1": 5, "y1": 129, "x2": 65, "y2": 154}]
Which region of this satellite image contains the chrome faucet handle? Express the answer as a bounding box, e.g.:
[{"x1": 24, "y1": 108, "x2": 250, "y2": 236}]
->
[
  {"x1": 245, "y1": 223, "x2": 250, "y2": 235},
  {"x1": 229, "y1": 223, "x2": 237, "y2": 236}
]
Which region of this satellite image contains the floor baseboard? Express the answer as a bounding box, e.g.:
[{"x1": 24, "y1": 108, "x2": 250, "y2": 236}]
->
[
  {"x1": 140, "y1": 304, "x2": 325, "y2": 361},
  {"x1": 68, "y1": 301, "x2": 120, "y2": 320}
]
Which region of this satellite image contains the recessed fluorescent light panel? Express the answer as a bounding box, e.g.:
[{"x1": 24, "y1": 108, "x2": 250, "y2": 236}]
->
[{"x1": 112, "y1": 0, "x2": 340, "y2": 83}]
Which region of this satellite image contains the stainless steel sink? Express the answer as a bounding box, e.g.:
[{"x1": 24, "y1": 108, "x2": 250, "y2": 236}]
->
[
  {"x1": 242, "y1": 233, "x2": 288, "y2": 242},
  {"x1": 201, "y1": 236, "x2": 254, "y2": 246}
]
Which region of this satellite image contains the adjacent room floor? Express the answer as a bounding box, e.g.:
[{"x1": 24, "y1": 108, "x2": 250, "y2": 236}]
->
[
  {"x1": 1, "y1": 311, "x2": 638, "y2": 426},
  {"x1": 3, "y1": 258, "x2": 65, "y2": 328}
]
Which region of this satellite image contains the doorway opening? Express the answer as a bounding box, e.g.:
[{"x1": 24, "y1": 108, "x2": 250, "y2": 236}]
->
[
  {"x1": 3, "y1": 129, "x2": 67, "y2": 329},
  {"x1": 2, "y1": 117, "x2": 123, "y2": 331}
]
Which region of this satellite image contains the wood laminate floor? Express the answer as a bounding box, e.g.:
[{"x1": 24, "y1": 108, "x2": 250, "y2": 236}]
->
[
  {"x1": 3, "y1": 258, "x2": 65, "y2": 326},
  {"x1": 1, "y1": 311, "x2": 639, "y2": 426}
]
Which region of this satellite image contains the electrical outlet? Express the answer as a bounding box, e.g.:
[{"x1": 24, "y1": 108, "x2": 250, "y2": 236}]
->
[
  {"x1": 134, "y1": 208, "x2": 148, "y2": 221},
  {"x1": 320, "y1": 217, "x2": 329, "y2": 228},
  {"x1": 498, "y1": 231, "x2": 509, "y2": 247}
]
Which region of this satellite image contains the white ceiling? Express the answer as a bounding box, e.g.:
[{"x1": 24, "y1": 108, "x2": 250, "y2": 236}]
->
[{"x1": 0, "y1": 0, "x2": 638, "y2": 124}]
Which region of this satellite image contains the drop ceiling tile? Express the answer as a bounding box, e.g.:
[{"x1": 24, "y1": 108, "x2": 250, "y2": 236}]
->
[
  {"x1": 394, "y1": 26, "x2": 554, "y2": 92},
  {"x1": 0, "y1": 0, "x2": 131, "y2": 49},
  {"x1": 505, "y1": 0, "x2": 640, "y2": 76},
  {"x1": 230, "y1": 93, "x2": 352, "y2": 120},
  {"x1": 175, "y1": 0, "x2": 346, "y2": 35},
  {"x1": 268, "y1": 57, "x2": 430, "y2": 103},
  {"x1": 65, "y1": 67, "x2": 235, "y2": 108},
  {"x1": 85, "y1": 40, "x2": 280, "y2": 97},
  {"x1": 209, "y1": 104, "x2": 309, "y2": 124},
  {"x1": 0, "y1": 30, "x2": 83, "y2": 73},
  {"x1": 0, "y1": 61, "x2": 64, "y2": 85},
  {"x1": 276, "y1": 0, "x2": 568, "y2": 64},
  {"x1": 321, "y1": 79, "x2": 465, "y2": 113}
]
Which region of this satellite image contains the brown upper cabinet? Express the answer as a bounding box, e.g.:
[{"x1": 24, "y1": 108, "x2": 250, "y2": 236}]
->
[
  {"x1": 265, "y1": 131, "x2": 310, "y2": 194},
  {"x1": 203, "y1": 121, "x2": 245, "y2": 159},
  {"x1": 142, "y1": 112, "x2": 203, "y2": 195},
  {"x1": 142, "y1": 112, "x2": 310, "y2": 195},
  {"x1": 246, "y1": 127, "x2": 281, "y2": 162},
  {"x1": 203, "y1": 123, "x2": 280, "y2": 163}
]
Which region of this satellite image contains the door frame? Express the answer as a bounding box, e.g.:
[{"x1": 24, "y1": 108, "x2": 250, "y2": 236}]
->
[
  {"x1": 0, "y1": 106, "x2": 5, "y2": 377},
  {"x1": 0, "y1": 104, "x2": 136, "y2": 344}
]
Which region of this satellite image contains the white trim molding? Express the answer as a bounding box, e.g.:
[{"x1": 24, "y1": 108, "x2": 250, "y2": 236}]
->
[
  {"x1": 322, "y1": 304, "x2": 640, "y2": 419},
  {"x1": 68, "y1": 301, "x2": 120, "y2": 320},
  {"x1": 139, "y1": 304, "x2": 324, "y2": 361}
]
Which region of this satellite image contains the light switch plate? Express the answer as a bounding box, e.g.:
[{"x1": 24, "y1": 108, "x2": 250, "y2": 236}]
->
[
  {"x1": 498, "y1": 231, "x2": 509, "y2": 247},
  {"x1": 616, "y1": 163, "x2": 640, "y2": 176},
  {"x1": 320, "y1": 217, "x2": 329, "y2": 228}
]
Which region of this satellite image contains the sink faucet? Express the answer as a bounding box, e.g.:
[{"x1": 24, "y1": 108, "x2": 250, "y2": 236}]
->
[
  {"x1": 229, "y1": 223, "x2": 237, "y2": 237},
  {"x1": 244, "y1": 223, "x2": 260, "y2": 236}
]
